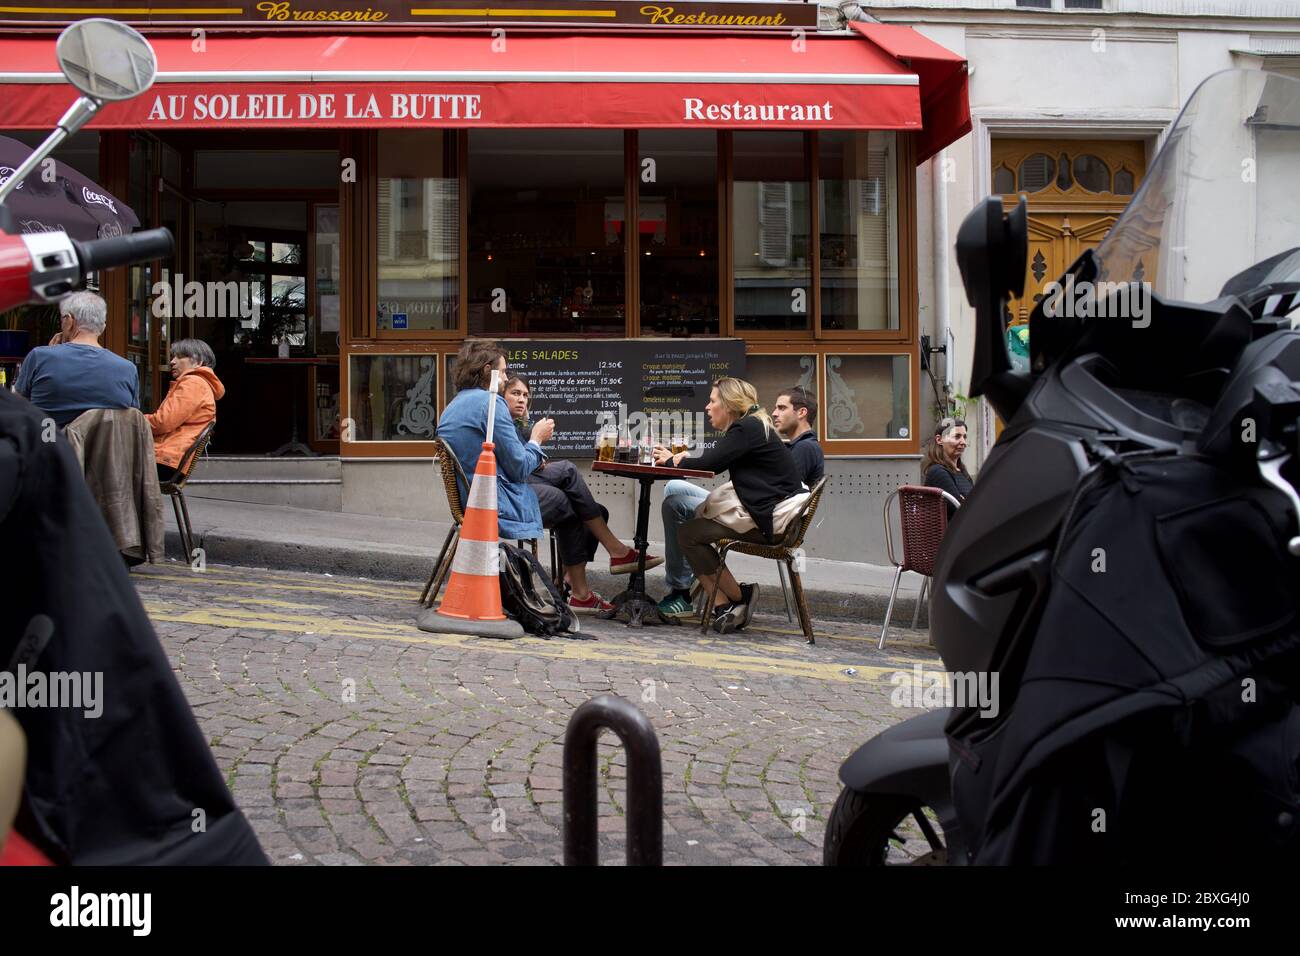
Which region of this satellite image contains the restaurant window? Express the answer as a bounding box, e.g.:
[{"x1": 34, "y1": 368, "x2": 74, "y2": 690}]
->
[
  {"x1": 637, "y1": 130, "x2": 720, "y2": 336},
  {"x1": 194, "y1": 149, "x2": 338, "y2": 189},
  {"x1": 732, "y1": 132, "x2": 811, "y2": 333},
  {"x1": 824, "y1": 354, "x2": 911, "y2": 441},
  {"x1": 348, "y1": 353, "x2": 439, "y2": 441},
  {"x1": 377, "y1": 130, "x2": 459, "y2": 332},
  {"x1": 819, "y1": 131, "x2": 899, "y2": 332},
  {"x1": 468, "y1": 130, "x2": 625, "y2": 337},
  {"x1": 746, "y1": 353, "x2": 819, "y2": 438}
]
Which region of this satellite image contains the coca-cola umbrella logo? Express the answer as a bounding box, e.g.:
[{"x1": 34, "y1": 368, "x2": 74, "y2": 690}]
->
[
  {"x1": 81, "y1": 187, "x2": 118, "y2": 215},
  {"x1": 0, "y1": 166, "x2": 25, "y2": 190},
  {"x1": 0, "y1": 136, "x2": 139, "y2": 242}
]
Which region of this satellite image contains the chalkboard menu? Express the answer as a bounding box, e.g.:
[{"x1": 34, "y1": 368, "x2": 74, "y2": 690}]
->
[{"x1": 499, "y1": 338, "x2": 747, "y2": 457}]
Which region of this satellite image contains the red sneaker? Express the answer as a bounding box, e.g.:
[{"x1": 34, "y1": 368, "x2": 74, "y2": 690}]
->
[
  {"x1": 610, "y1": 551, "x2": 664, "y2": 574},
  {"x1": 569, "y1": 591, "x2": 614, "y2": 614}
]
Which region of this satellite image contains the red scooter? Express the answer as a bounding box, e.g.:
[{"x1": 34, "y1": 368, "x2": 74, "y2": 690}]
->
[
  {"x1": 1, "y1": 19, "x2": 265, "y2": 868},
  {"x1": 0, "y1": 17, "x2": 173, "y2": 315}
]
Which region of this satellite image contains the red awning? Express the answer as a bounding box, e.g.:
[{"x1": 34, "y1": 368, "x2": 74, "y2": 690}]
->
[
  {"x1": 0, "y1": 29, "x2": 968, "y2": 158},
  {"x1": 848, "y1": 21, "x2": 970, "y2": 161}
]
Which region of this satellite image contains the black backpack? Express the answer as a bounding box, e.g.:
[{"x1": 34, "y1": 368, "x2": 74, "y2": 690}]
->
[{"x1": 497, "y1": 542, "x2": 583, "y2": 638}]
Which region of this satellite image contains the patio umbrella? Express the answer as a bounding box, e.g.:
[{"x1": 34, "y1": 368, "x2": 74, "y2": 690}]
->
[{"x1": 0, "y1": 135, "x2": 140, "y2": 241}]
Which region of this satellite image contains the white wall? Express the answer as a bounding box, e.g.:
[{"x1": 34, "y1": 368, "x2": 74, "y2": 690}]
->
[{"x1": 897, "y1": 8, "x2": 1293, "y2": 466}]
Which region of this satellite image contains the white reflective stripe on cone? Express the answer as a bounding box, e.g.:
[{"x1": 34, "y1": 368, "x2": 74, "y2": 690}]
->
[
  {"x1": 450, "y1": 537, "x2": 499, "y2": 577},
  {"x1": 466, "y1": 478, "x2": 497, "y2": 511}
]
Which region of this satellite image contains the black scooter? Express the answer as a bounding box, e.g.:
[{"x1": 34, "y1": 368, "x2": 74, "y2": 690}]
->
[{"x1": 825, "y1": 68, "x2": 1300, "y2": 865}]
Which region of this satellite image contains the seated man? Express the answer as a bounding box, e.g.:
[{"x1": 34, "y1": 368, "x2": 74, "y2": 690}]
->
[
  {"x1": 436, "y1": 339, "x2": 612, "y2": 614},
  {"x1": 13, "y1": 291, "x2": 138, "y2": 428},
  {"x1": 504, "y1": 374, "x2": 661, "y2": 577},
  {"x1": 146, "y1": 338, "x2": 225, "y2": 483},
  {"x1": 656, "y1": 384, "x2": 824, "y2": 619}
]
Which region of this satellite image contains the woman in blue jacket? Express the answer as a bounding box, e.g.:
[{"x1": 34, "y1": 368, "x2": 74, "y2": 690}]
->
[{"x1": 436, "y1": 339, "x2": 613, "y2": 612}]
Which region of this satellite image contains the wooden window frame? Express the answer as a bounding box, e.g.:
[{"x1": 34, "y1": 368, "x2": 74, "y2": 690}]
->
[
  {"x1": 814, "y1": 130, "x2": 917, "y2": 345},
  {"x1": 745, "y1": 340, "x2": 920, "y2": 457},
  {"x1": 340, "y1": 341, "x2": 442, "y2": 458},
  {"x1": 338, "y1": 128, "x2": 921, "y2": 458}
]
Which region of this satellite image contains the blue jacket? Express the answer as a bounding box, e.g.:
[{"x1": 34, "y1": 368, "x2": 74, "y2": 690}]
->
[{"x1": 436, "y1": 387, "x2": 545, "y2": 541}]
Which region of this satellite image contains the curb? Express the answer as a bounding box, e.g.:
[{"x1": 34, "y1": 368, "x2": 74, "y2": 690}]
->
[{"x1": 164, "y1": 529, "x2": 930, "y2": 626}]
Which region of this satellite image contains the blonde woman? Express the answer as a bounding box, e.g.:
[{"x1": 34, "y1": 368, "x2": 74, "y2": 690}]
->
[{"x1": 654, "y1": 377, "x2": 803, "y2": 633}]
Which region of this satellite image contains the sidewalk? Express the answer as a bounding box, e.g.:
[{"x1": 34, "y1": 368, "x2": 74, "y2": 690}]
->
[{"x1": 164, "y1": 496, "x2": 930, "y2": 624}]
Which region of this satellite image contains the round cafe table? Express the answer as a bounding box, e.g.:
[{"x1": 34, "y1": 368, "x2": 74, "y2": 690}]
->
[{"x1": 591, "y1": 459, "x2": 715, "y2": 627}]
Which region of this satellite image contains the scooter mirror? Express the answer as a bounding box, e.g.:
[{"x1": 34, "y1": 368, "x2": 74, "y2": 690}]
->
[
  {"x1": 958, "y1": 194, "x2": 1032, "y2": 423},
  {"x1": 55, "y1": 18, "x2": 157, "y2": 102}
]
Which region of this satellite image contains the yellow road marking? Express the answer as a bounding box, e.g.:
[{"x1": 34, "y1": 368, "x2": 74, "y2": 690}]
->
[
  {"x1": 144, "y1": 603, "x2": 918, "y2": 684},
  {"x1": 142, "y1": 569, "x2": 929, "y2": 649},
  {"x1": 141, "y1": 568, "x2": 418, "y2": 602}
]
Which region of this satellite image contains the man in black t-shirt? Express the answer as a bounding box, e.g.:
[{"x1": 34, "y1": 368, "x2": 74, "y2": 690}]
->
[{"x1": 772, "y1": 386, "x2": 824, "y2": 488}]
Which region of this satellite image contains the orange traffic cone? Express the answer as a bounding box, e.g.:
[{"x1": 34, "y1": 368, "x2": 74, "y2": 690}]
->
[{"x1": 417, "y1": 440, "x2": 524, "y2": 639}]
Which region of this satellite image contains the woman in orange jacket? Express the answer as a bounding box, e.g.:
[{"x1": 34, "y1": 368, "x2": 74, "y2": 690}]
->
[{"x1": 146, "y1": 338, "x2": 225, "y2": 482}]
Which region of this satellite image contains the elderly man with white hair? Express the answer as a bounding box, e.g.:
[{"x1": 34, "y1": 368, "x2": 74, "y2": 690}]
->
[{"x1": 13, "y1": 290, "x2": 139, "y2": 427}]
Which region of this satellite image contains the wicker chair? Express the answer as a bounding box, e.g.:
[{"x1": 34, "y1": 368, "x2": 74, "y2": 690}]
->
[
  {"x1": 700, "y1": 478, "x2": 828, "y2": 645},
  {"x1": 420, "y1": 437, "x2": 557, "y2": 608},
  {"x1": 879, "y1": 485, "x2": 961, "y2": 649},
  {"x1": 158, "y1": 421, "x2": 215, "y2": 564}
]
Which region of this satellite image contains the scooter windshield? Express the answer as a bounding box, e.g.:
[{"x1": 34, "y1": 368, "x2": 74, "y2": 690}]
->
[{"x1": 1093, "y1": 69, "x2": 1300, "y2": 306}]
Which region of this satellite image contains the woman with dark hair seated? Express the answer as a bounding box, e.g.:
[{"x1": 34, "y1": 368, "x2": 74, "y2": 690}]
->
[
  {"x1": 146, "y1": 338, "x2": 225, "y2": 483},
  {"x1": 921, "y1": 416, "x2": 974, "y2": 517},
  {"x1": 503, "y1": 374, "x2": 661, "y2": 579}
]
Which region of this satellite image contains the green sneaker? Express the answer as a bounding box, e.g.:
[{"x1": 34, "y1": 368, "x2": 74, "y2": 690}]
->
[{"x1": 656, "y1": 594, "x2": 695, "y2": 619}]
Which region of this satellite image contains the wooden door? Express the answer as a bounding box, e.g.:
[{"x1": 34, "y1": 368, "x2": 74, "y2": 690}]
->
[
  {"x1": 988, "y1": 139, "x2": 1147, "y2": 436},
  {"x1": 992, "y1": 139, "x2": 1147, "y2": 325}
]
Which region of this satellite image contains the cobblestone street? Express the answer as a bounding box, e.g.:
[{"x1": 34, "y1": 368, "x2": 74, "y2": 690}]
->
[{"x1": 133, "y1": 562, "x2": 942, "y2": 866}]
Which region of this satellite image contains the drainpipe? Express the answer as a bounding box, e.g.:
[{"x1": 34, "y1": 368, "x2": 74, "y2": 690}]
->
[{"x1": 932, "y1": 147, "x2": 952, "y2": 410}]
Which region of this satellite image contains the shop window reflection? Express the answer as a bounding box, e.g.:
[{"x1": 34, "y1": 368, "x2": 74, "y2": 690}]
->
[
  {"x1": 824, "y1": 354, "x2": 910, "y2": 441},
  {"x1": 638, "y1": 130, "x2": 720, "y2": 336},
  {"x1": 377, "y1": 130, "x2": 459, "y2": 332},
  {"x1": 733, "y1": 132, "x2": 811, "y2": 332},
  {"x1": 467, "y1": 130, "x2": 625, "y2": 337},
  {"x1": 819, "y1": 131, "x2": 898, "y2": 332},
  {"x1": 348, "y1": 354, "x2": 439, "y2": 441},
  {"x1": 747, "y1": 353, "x2": 819, "y2": 439}
]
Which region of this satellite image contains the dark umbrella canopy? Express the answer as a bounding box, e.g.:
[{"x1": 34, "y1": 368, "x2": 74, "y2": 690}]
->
[{"x1": 0, "y1": 135, "x2": 140, "y2": 241}]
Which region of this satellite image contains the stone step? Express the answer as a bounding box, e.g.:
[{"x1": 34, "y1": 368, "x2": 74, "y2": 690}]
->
[
  {"x1": 189, "y1": 455, "x2": 342, "y2": 482},
  {"x1": 185, "y1": 455, "x2": 342, "y2": 509}
]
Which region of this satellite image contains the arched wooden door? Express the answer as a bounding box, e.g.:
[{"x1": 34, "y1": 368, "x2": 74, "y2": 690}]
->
[
  {"x1": 986, "y1": 139, "x2": 1148, "y2": 436},
  {"x1": 992, "y1": 139, "x2": 1147, "y2": 325}
]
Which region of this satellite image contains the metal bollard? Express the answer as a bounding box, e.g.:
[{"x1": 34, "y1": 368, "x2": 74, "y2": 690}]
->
[{"x1": 562, "y1": 694, "x2": 663, "y2": 866}]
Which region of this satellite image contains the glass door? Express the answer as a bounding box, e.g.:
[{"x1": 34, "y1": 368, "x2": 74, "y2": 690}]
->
[
  {"x1": 309, "y1": 202, "x2": 340, "y2": 451},
  {"x1": 125, "y1": 134, "x2": 156, "y2": 409},
  {"x1": 156, "y1": 181, "x2": 194, "y2": 407}
]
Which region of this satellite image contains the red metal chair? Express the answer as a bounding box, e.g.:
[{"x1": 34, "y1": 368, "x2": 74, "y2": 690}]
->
[{"x1": 879, "y1": 485, "x2": 961, "y2": 649}]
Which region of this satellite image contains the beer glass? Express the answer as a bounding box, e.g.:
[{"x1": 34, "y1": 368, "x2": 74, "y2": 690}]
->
[{"x1": 596, "y1": 423, "x2": 617, "y2": 462}]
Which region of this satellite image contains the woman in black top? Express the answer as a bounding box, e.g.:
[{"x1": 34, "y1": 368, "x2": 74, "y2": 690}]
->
[
  {"x1": 654, "y1": 377, "x2": 803, "y2": 633},
  {"x1": 922, "y1": 416, "x2": 974, "y2": 517}
]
